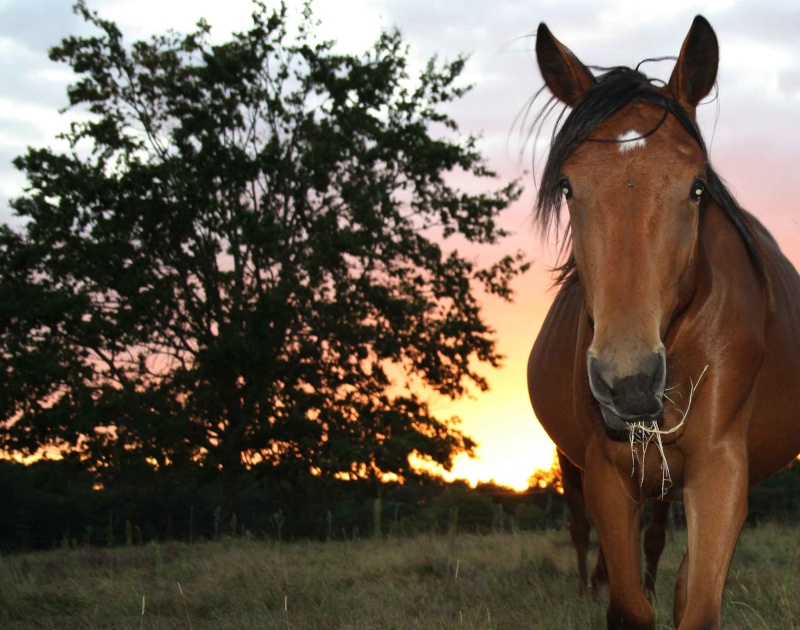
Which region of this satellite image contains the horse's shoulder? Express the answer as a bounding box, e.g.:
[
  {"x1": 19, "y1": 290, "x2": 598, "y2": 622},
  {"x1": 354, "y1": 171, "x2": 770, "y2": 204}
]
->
[
  {"x1": 528, "y1": 282, "x2": 583, "y2": 397},
  {"x1": 528, "y1": 281, "x2": 587, "y2": 462},
  {"x1": 531, "y1": 282, "x2": 583, "y2": 357}
]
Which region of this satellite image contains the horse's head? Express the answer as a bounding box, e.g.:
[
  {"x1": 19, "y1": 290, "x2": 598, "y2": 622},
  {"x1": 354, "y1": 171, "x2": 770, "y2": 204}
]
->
[{"x1": 535, "y1": 17, "x2": 719, "y2": 431}]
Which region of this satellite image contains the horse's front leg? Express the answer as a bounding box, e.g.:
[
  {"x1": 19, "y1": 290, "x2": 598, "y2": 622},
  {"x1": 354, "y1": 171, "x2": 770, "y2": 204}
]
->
[
  {"x1": 677, "y1": 443, "x2": 748, "y2": 630},
  {"x1": 584, "y1": 441, "x2": 654, "y2": 630}
]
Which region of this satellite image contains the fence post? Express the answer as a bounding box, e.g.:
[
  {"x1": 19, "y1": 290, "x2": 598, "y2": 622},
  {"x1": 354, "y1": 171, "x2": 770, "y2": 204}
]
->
[{"x1": 372, "y1": 497, "x2": 382, "y2": 540}]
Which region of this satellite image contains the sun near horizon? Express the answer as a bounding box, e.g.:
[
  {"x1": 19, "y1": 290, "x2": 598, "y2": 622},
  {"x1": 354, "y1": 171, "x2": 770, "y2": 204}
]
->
[{"x1": 431, "y1": 259, "x2": 562, "y2": 492}]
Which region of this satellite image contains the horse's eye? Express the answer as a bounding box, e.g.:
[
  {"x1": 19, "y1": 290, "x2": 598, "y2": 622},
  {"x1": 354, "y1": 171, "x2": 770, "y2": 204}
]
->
[
  {"x1": 690, "y1": 180, "x2": 705, "y2": 202},
  {"x1": 559, "y1": 178, "x2": 573, "y2": 200}
]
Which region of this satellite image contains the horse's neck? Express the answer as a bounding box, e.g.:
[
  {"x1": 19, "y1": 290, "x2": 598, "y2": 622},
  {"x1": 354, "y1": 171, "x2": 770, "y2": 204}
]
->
[{"x1": 696, "y1": 202, "x2": 766, "y2": 312}]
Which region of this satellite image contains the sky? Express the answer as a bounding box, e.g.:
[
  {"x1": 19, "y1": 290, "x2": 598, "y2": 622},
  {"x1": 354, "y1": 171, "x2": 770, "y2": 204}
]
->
[{"x1": 0, "y1": 0, "x2": 798, "y2": 490}]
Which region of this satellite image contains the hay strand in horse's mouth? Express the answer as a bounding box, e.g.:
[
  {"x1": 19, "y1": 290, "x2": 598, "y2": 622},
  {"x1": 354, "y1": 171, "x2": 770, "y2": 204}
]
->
[{"x1": 628, "y1": 365, "x2": 709, "y2": 497}]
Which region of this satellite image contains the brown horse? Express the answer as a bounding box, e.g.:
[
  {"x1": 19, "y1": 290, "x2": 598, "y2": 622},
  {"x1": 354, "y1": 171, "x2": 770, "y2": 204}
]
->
[
  {"x1": 559, "y1": 450, "x2": 670, "y2": 598},
  {"x1": 527, "y1": 15, "x2": 800, "y2": 630}
]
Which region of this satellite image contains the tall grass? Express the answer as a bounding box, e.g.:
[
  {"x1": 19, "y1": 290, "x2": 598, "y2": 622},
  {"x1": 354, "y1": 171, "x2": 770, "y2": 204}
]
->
[{"x1": 0, "y1": 524, "x2": 797, "y2": 628}]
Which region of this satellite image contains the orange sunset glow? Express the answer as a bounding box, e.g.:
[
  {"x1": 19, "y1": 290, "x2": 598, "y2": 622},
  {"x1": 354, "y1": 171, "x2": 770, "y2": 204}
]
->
[{"x1": 1, "y1": 1, "x2": 799, "y2": 491}]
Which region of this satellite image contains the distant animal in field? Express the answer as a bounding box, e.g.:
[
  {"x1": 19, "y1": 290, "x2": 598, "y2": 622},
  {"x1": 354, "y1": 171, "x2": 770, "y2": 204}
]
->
[
  {"x1": 527, "y1": 15, "x2": 800, "y2": 630},
  {"x1": 558, "y1": 450, "x2": 669, "y2": 598}
]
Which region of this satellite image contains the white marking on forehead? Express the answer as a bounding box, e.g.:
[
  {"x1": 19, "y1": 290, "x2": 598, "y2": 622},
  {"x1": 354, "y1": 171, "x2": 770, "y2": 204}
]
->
[{"x1": 617, "y1": 129, "x2": 647, "y2": 152}]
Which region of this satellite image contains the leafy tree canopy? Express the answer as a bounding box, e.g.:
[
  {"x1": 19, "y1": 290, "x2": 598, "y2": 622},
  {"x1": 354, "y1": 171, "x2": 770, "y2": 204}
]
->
[{"x1": 0, "y1": 0, "x2": 527, "y2": 495}]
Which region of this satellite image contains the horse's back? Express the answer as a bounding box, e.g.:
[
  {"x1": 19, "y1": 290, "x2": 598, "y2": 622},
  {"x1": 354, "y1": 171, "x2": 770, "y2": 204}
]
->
[
  {"x1": 528, "y1": 281, "x2": 586, "y2": 468},
  {"x1": 748, "y1": 225, "x2": 800, "y2": 482}
]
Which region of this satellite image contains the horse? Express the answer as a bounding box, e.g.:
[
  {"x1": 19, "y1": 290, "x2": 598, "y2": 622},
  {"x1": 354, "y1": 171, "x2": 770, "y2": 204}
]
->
[
  {"x1": 527, "y1": 15, "x2": 800, "y2": 630},
  {"x1": 559, "y1": 450, "x2": 670, "y2": 598}
]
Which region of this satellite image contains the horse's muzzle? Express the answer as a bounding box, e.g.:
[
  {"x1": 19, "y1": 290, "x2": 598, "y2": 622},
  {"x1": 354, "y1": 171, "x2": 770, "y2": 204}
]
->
[{"x1": 587, "y1": 349, "x2": 666, "y2": 430}]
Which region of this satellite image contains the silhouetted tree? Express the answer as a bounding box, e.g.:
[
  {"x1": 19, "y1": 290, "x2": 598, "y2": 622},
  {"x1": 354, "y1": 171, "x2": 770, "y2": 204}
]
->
[{"x1": 0, "y1": 1, "x2": 527, "y2": 505}]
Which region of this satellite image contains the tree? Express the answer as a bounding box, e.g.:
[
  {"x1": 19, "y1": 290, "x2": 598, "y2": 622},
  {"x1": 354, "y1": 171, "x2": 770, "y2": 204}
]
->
[{"x1": 0, "y1": 1, "x2": 527, "y2": 502}]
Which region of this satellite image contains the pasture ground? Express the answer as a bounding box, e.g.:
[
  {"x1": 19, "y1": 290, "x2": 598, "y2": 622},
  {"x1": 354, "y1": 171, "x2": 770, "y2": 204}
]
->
[{"x1": 1, "y1": 523, "x2": 798, "y2": 629}]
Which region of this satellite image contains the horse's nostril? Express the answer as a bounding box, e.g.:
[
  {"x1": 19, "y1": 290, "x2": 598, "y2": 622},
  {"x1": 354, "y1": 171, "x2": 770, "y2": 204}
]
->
[
  {"x1": 587, "y1": 354, "x2": 613, "y2": 405},
  {"x1": 652, "y1": 347, "x2": 667, "y2": 393}
]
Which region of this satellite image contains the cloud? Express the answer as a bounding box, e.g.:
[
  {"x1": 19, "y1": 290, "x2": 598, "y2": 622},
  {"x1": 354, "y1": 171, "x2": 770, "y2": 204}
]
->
[
  {"x1": 0, "y1": 0, "x2": 86, "y2": 53},
  {"x1": 1, "y1": 0, "x2": 798, "y2": 230},
  {"x1": 358, "y1": 3, "x2": 789, "y2": 200},
  {"x1": 0, "y1": 0, "x2": 798, "y2": 486},
  {"x1": 780, "y1": 67, "x2": 800, "y2": 96}
]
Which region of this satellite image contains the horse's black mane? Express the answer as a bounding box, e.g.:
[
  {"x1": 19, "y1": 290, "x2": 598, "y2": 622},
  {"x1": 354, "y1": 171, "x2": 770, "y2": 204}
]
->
[{"x1": 534, "y1": 66, "x2": 767, "y2": 289}]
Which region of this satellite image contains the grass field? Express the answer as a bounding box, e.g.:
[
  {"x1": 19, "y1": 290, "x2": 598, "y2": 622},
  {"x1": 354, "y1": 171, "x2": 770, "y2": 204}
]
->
[{"x1": 1, "y1": 524, "x2": 798, "y2": 629}]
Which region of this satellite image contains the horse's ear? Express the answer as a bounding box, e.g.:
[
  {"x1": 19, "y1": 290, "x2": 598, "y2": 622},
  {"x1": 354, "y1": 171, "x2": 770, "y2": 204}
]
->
[
  {"x1": 536, "y1": 23, "x2": 596, "y2": 107},
  {"x1": 667, "y1": 16, "x2": 719, "y2": 115}
]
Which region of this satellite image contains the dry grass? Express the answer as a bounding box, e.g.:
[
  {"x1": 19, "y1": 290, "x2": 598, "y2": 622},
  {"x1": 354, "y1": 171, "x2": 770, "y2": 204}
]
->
[
  {"x1": 0, "y1": 524, "x2": 798, "y2": 629},
  {"x1": 629, "y1": 365, "x2": 709, "y2": 498}
]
